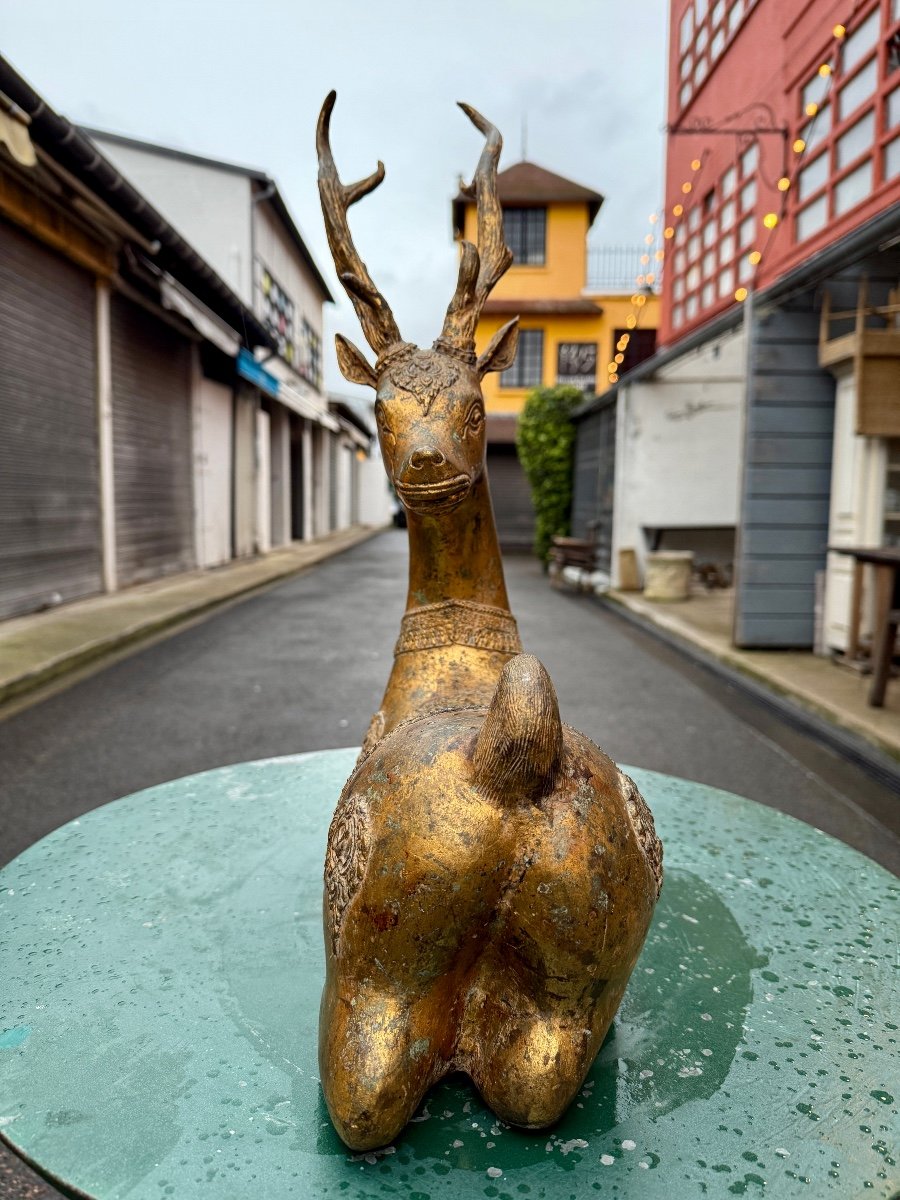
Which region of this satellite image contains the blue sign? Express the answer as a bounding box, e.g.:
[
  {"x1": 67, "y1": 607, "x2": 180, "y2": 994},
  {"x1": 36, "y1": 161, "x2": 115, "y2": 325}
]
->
[{"x1": 237, "y1": 348, "x2": 279, "y2": 398}]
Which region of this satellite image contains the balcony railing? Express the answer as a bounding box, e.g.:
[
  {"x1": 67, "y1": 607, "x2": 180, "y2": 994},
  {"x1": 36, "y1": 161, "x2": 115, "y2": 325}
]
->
[{"x1": 586, "y1": 245, "x2": 654, "y2": 293}]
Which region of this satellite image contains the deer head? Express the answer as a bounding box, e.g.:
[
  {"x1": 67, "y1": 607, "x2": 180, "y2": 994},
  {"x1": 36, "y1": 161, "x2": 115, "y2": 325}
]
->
[{"x1": 316, "y1": 92, "x2": 519, "y2": 515}]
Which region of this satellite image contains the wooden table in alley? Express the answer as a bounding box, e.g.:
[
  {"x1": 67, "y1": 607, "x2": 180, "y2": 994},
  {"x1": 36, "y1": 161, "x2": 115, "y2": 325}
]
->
[
  {"x1": 829, "y1": 544, "x2": 900, "y2": 705},
  {"x1": 0, "y1": 750, "x2": 897, "y2": 1199}
]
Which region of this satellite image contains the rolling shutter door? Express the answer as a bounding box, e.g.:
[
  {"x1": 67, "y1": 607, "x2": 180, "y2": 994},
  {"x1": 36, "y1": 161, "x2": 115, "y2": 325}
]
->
[
  {"x1": 486, "y1": 445, "x2": 536, "y2": 552},
  {"x1": 110, "y1": 294, "x2": 195, "y2": 585},
  {"x1": 0, "y1": 218, "x2": 102, "y2": 619}
]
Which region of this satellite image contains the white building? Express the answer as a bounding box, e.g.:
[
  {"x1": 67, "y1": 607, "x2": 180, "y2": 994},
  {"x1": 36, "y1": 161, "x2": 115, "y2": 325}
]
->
[{"x1": 84, "y1": 129, "x2": 373, "y2": 560}]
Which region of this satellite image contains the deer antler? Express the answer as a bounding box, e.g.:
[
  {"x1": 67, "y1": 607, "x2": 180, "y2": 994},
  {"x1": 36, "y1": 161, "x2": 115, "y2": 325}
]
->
[
  {"x1": 316, "y1": 91, "x2": 403, "y2": 358},
  {"x1": 436, "y1": 104, "x2": 514, "y2": 360}
]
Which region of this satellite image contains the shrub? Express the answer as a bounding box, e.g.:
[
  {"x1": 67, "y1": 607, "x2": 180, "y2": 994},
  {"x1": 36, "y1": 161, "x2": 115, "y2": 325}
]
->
[{"x1": 515, "y1": 385, "x2": 584, "y2": 564}]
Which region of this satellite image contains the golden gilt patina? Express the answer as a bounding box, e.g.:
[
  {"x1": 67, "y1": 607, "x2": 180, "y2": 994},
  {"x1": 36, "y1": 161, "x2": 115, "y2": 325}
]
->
[{"x1": 316, "y1": 91, "x2": 663, "y2": 1152}]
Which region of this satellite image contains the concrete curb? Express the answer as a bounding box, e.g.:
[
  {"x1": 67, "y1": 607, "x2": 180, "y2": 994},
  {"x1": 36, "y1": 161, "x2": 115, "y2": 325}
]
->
[
  {"x1": 596, "y1": 593, "x2": 900, "y2": 794},
  {"x1": 0, "y1": 526, "x2": 383, "y2": 710}
]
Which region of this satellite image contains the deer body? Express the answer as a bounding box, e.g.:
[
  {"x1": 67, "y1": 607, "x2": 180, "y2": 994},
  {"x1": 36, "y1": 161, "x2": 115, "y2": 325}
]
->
[{"x1": 315, "y1": 93, "x2": 662, "y2": 1151}]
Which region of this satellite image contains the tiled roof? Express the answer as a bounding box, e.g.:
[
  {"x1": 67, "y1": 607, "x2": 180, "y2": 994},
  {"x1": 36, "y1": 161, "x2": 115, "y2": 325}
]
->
[{"x1": 453, "y1": 161, "x2": 603, "y2": 233}]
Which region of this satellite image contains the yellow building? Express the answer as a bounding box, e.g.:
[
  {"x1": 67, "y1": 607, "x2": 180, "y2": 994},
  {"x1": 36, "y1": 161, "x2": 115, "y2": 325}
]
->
[{"x1": 452, "y1": 162, "x2": 659, "y2": 548}]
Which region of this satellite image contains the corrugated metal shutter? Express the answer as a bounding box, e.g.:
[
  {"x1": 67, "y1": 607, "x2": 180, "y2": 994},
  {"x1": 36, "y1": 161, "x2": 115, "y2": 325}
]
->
[
  {"x1": 0, "y1": 218, "x2": 102, "y2": 619},
  {"x1": 486, "y1": 445, "x2": 535, "y2": 552},
  {"x1": 329, "y1": 431, "x2": 338, "y2": 530},
  {"x1": 110, "y1": 293, "x2": 195, "y2": 586}
]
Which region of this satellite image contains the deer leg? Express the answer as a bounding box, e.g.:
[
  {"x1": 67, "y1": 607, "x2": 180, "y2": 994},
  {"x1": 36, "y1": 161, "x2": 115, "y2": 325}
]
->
[{"x1": 319, "y1": 973, "x2": 452, "y2": 1150}]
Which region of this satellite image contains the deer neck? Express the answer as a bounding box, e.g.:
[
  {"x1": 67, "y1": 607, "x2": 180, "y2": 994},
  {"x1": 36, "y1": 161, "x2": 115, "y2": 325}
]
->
[{"x1": 404, "y1": 473, "x2": 510, "y2": 613}]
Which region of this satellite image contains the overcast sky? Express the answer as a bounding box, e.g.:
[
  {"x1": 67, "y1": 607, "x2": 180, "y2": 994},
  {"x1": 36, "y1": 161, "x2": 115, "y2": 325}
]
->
[{"x1": 3, "y1": 0, "x2": 669, "y2": 392}]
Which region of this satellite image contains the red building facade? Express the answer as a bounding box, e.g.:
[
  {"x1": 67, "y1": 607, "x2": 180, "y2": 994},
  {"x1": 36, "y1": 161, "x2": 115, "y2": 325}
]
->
[{"x1": 662, "y1": 0, "x2": 900, "y2": 345}]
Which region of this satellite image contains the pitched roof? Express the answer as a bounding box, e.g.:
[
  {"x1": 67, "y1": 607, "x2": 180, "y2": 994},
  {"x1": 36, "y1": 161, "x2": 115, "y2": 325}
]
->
[
  {"x1": 80, "y1": 127, "x2": 334, "y2": 302},
  {"x1": 453, "y1": 160, "x2": 604, "y2": 233}
]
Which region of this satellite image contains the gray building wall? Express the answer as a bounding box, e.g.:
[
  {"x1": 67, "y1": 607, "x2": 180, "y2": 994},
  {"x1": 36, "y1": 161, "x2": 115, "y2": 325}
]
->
[{"x1": 734, "y1": 292, "x2": 835, "y2": 648}]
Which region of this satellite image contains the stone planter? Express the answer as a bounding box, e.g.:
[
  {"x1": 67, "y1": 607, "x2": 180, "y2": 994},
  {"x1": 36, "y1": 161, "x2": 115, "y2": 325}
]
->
[{"x1": 644, "y1": 551, "x2": 693, "y2": 601}]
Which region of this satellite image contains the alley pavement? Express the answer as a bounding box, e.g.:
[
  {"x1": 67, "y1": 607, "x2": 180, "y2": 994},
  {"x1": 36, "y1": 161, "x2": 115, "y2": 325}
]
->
[
  {"x1": 1, "y1": 528, "x2": 897, "y2": 872},
  {"x1": 1, "y1": 528, "x2": 898, "y2": 1200}
]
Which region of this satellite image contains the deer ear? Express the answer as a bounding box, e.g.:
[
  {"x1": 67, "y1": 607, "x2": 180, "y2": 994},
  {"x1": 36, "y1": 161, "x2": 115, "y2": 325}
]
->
[
  {"x1": 335, "y1": 333, "x2": 377, "y2": 388},
  {"x1": 472, "y1": 654, "x2": 563, "y2": 802},
  {"x1": 476, "y1": 317, "x2": 519, "y2": 378}
]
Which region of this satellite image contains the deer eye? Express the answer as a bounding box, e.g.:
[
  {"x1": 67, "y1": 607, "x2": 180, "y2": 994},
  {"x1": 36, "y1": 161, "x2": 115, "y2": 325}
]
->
[
  {"x1": 375, "y1": 403, "x2": 395, "y2": 444},
  {"x1": 465, "y1": 402, "x2": 484, "y2": 434}
]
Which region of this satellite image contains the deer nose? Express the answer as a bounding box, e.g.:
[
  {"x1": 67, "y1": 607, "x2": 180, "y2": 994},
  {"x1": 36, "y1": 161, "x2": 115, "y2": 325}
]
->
[{"x1": 409, "y1": 448, "x2": 446, "y2": 471}]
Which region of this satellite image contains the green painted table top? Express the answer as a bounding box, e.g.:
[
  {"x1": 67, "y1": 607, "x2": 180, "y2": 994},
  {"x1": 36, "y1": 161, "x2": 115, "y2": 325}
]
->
[{"x1": 0, "y1": 750, "x2": 897, "y2": 1200}]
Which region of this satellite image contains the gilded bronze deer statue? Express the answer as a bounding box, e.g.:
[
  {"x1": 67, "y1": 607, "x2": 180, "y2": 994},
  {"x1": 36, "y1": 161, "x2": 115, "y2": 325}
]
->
[{"x1": 316, "y1": 91, "x2": 662, "y2": 1152}]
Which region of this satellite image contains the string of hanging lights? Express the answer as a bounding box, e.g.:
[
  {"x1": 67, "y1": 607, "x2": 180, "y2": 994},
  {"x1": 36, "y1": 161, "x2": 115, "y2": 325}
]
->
[{"x1": 606, "y1": 15, "x2": 857, "y2": 388}]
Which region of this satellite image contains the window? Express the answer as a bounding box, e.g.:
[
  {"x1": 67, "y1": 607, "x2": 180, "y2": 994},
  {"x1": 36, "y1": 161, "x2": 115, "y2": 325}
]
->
[
  {"x1": 843, "y1": 9, "x2": 879, "y2": 73},
  {"x1": 702, "y1": 282, "x2": 715, "y2": 307},
  {"x1": 695, "y1": 57, "x2": 709, "y2": 85},
  {"x1": 703, "y1": 221, "x2": 717, "y2": 248},
  {"x1": 728, "y1": 0, "x2": 743, "y2": 34},
  {"x1": 703, "y1": 248, "x2": 716, "y2": 276},
  {"x1": 740, "y1": 142, "x2": 758, "y2": 176},
  {"x1": 687, "y1": 264, "x2": 701, "y2": 289},
  {"x1": 686, "y1": 294, "x2": 700, "y2": 318},
  {"x1": 501, "y1": 328, "x2": 543, "y2": 388},
  {"x1": 612, "y1": 327, "x2": 657, "y2": 374},
  {"x1": 802, "y1": 71, "x2": 831, "y2": 112},
  {"x1": 886, "y1": 134, "x2": 900, "y2": 179},
  {"x1": 836, "y1": 110, "x2": 875, "y2": 168},
  {"x1": 680, "y1": 81, "x2": 693, "y2": 108},
  {"x1": 688, "y1": 234, "x2": 701, "y2": 260},
  {"x1": 712, "y1": 0, "x2": 725, "y2": 24},
  {"x1": 503, "y1": 208, "x2": 546, "y2": 265},
  {"x1": 680, "y1": 5, "x2": 694, "y2": 52},
  {"x1": 711, "y1": 28, "x2": 725, "y2": 56},
  {"x1": 800, "y1": 107, "x2": 831, "y2": 152},
  {"x1": 741, "y1": 178, "x2": 757, "y2": 211},
  {"x1": 738, "y1": 254, "x2": 754, "y2": 282},
  {"x1": 721, "y1": 165, "x2": 737, "y2": 196},
  {"x1": 680, "y1": 54, "x2": 692, "y2": 80},
  {"x1": 834, "y1": 159, "x2": 873, "y2": 214},
  {"x1": 739, "y1": 215, "x2": 755, "y2": 247},
  {"x1": 718, "y1": 266, "x2": 735, "y2": 296},
  {"x1": 672, "y1": 303, "x2": 684, "y2": 328},
  {"x1": 688, "y1": 206, "x2": 702, "y2": 231},
  {"x1": 797, "y1": 195, "x2": 829, "y2": 240},
  {"x1": 888, "y1": 87, "x2": 900, "y2": 129},
  {"x1": 720, "y1": 232, "x2": 735, "y2": 261},
  {"x1": 697, "y1": 24, "x2": 708, "y2": 51},
  {"x1": 720, "y1": 199, "x2": 736, "y2": 229},
  {"x1": 674, "y1": 276, "x2": 686, "y2": 300},
  {"x1": 798, "y1": 151, "x2": 829, "y2": 200},
  {"x1": 556, "y1": 343, "x2": 597, "y2": 392},
  {"x1": 674, "y1": 248, "x2": 686, "y2": 272},
  {"x1": 838, "y1": 58, "x2": 877, "y2": 120}
]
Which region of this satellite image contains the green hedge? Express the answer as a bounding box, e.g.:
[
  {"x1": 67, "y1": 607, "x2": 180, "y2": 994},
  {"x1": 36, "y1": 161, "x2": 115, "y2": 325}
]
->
[{"x1": 515, "y1": 385, "x2": 584, "y2": 564}]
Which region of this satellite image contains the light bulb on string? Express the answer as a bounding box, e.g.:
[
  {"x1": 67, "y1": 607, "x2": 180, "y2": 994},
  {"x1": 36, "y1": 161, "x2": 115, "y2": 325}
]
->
[
  {"x1": 818, "y1": 63, "x2": 832, "y2": 77},
  {"x1": 690, "y1": 158, "x2": 701, "y2": 170},
  {"x1": 682, "y1": 181, "x2": 692, "y2": 194},
  {"x1": 833, "y1": 23, "x2": 845, "y2": 38},
  {"x1": 748, "y1": 250, "x2": 762, "y2": 264},
  {"x1": 664, "y1": 226, "x2": 675, "y2": 239},
  {"x1": 763, "y1": 212, "x2": 779, "y2": 229},
  {"x1": 673, "y1": 204, "x2": 683, "y2": 216},
  {"x1": 777, "y1": 177, "x2": 791, "y2": 192},
  {"x1": 793, "y1": 138, "x2": 806, "y2": 153},
  {"x1": 735, "y1": 287, "x2": 748, "y2": 302}
]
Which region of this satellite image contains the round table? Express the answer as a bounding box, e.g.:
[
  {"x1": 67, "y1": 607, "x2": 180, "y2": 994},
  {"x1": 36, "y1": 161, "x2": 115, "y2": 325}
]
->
[{"x1": 0, "y1": 750, "x2": 896, "y2": 1199}]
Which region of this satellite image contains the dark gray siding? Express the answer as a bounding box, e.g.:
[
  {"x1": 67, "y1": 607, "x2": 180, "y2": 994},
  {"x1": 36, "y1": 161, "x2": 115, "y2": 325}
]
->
[
  {"x1": 571, "y1": 397, "x2": 616, "y2": 571},
  {"x1": 734, "y1": 294, "x2": 834, "y2": 647},
  {"x1": 0, "y1": 219, "x2": 102, "y2": 619},
  {"x1": 110, "y1": 294, "x2": 195, "y2": 586}
]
